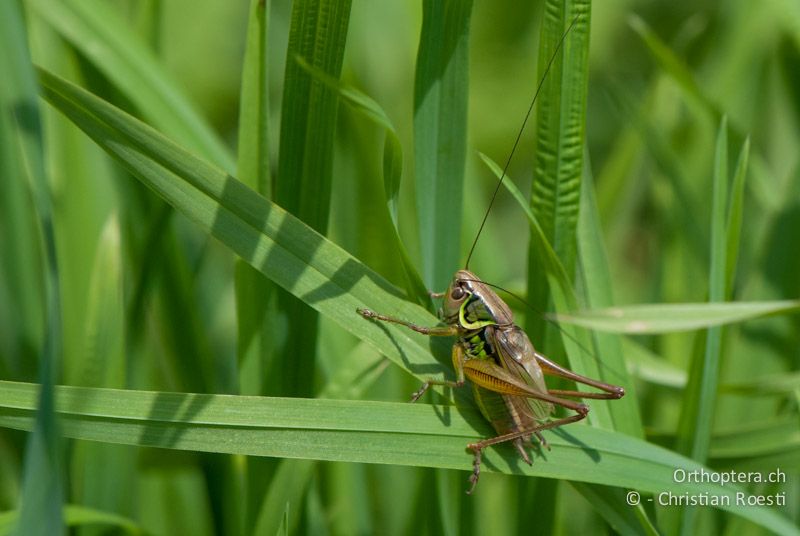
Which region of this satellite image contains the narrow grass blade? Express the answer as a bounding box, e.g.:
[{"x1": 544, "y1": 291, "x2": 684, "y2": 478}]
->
[
  {"x1": 69, "y1": 215, "x2": 125, "y2": 388},
  {"x1": 0, "y1": 11, "x2": 44, "y2": 378},
  {"x1": 0, "y1": 4, "x2": 64, "y2": 534},
  {"x1": 527, "y1": 1, "x2": 591, "y2": 335},
  {"x1": 675, "y1": 118, "x2": 732, "y2": 534},
  {"x1": 414, "y1": 0, "x2": 473, "y2": 290},
  {"x1": 553, "y1": 301, "x2": 800, "y2": 333},
  {"x1": 0, "y1": 381, "x2": 797, "y2": 536},
  {"x1": 273, "y1": 0, "x2": 352, "y2": 397},
  {"x1": 725, "y1": 138, "x2": 750, "y2": 293},
  {"x1": 478, "y1": 153, "x2": 573, "y2": 295},
  {"x1": 237, "y1": 0, "x2": 271, "y2": 195},
  {"x1": 578, "y1": 166, "x2": 644, "y2": 438},
  {"x1": 675, "y1": 118, "x2": 729, "y2": 466},
  {"x1": 236, "y1": 0, "x2": 273, "y2": 397},
  {"x1": 27, "y1": 0, "x2": 235, "y2": 172}
]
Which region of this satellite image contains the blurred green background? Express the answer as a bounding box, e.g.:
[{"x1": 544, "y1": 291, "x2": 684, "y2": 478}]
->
[{"x1": 1, "y1": 0, "x2": 799, "y2": 534}]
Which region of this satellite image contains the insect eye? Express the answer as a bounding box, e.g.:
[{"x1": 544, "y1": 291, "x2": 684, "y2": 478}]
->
[{"x1": 451, "y1": 287, "x2": 466, "y2": 300}]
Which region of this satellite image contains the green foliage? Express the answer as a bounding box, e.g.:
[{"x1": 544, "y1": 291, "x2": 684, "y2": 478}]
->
[{"x1": 1, "y1": 1, "x2": 798, "y2": 535}]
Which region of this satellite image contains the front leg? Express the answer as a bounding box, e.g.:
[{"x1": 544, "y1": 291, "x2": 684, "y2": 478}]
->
[{"x1": 357, "y1": 308, "x2": 459, "y2": 336}]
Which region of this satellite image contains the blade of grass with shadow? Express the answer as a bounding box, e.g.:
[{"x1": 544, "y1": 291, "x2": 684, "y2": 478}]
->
[
  {"x1": 295, "y1": 57, "x2": 430, "y2": 307},
  {"x1": 0, "y1": 380, "x2": 797, "y2": 536},
  {"x1": 272, "y1": 0, "x2": 352, "y2": 398},
  {"x1": 36, "y1": 67, "x2": 456, "y2": 402}
]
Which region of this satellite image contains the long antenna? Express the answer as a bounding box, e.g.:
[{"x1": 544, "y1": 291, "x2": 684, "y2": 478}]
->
[{"x1": 464, "y1": 14, "x2": 581, "y2": 269}]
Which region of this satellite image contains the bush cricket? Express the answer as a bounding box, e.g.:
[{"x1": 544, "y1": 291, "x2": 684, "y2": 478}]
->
[{"x1": 358, "y1": 14, "x2": 624, "y2": 494}]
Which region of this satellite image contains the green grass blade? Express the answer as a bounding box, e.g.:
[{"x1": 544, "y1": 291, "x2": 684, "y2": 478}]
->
[
  {"x1": 237, "y1": 0, "x2": 271, "y2": 195},
  {"x1": 273, "y1": 0, "x2": 352, "y2": 397},
  {"x1": 554, "y1": 301, "x2": 800, "y2": 333},
  {"x1": 527, "y1": 2, "x2": 591, "y2": 329},
  {"x1": 0, "y1": 381, "x2": 797, "y2": 536},
  {"x1": 675, "y1": 119, "x2": 730, "y2": 536},
  {"x1": 578, "y1": 166, "x2": 644, "y2": 438},
  {"x1": 69, "y1": 216, "x2": 125, "y2": 388},
  {"x1": 295, "y1": 57, "x2": 430, "y2": 306},
  {"x1": 725, "y1": 138, "x2": 750, "y2": 293},
  {"x1": 414, "y1": 0, "x2": 473, "y2": 290},
  {"x1": 235, "y1": 0, "x2": 273, "y2": 398},
  {"x1": 36, "y1": 68, "x2": 455, "y2": 400},
  {"x1": 0, "y1": 13, "x2": 44, "y2": 379},
  {"x1": 478, "y1": 153, "x2": 573, "y2": 295},
  {"x1": 276, "y1": 0, "x2": 351, "y2": 232},
  {"x1": 27, "y1": 0, "x2": 235, "y2": 172},
  {"x1": 0, "y1": 4, "x2": 64, "y2": 534}
]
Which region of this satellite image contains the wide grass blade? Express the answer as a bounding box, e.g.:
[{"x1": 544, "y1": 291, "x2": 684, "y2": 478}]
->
[
  {"x1": 0, "y1": 381, "x2": 797, "y2": 536},
  {"x1": 414, "y1": 0, "x2": 473, "y2": 290}
]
